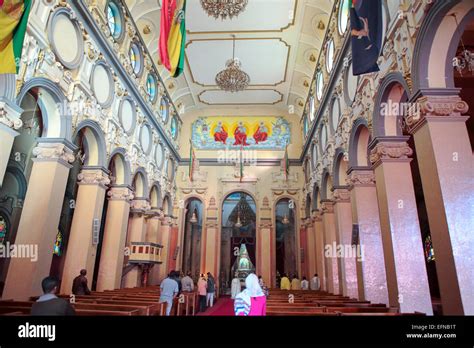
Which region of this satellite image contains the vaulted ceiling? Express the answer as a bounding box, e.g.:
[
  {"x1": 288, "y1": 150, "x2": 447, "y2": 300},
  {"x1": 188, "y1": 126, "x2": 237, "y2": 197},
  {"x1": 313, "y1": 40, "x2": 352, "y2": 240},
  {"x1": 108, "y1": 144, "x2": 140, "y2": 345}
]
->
[{"x1": 125, "y1": 0, "x2": 334, "y2": 116}]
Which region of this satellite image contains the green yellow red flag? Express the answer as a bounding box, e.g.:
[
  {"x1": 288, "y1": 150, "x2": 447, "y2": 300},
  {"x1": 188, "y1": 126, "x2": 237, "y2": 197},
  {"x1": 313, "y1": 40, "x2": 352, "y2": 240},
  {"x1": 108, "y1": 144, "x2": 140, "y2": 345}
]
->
[{"x1": 0, "y1": 0, "x2": 32, "y2": 74}]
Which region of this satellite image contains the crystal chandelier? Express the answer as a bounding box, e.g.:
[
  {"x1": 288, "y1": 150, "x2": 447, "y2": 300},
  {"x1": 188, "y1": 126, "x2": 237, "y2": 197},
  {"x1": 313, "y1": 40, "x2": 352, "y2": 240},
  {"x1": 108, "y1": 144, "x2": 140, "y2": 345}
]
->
[
  {"x1": 452, "y1": 13, "x2": 474, "y2": 77},
  {"x1": 215, "y1": 35, "x2": 250, "y2": 92},
  {"x1": 200, "y1": 0, "x2": 248, "y2": 20}
]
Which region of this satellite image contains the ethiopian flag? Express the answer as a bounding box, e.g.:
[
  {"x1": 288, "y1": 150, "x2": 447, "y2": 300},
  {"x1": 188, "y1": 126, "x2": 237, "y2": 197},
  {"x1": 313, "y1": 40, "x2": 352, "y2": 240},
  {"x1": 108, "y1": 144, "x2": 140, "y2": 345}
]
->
[
  {"x1": 159, "y1": 0, "x2": 186, "y2": 78},
  {"x1": 0, "y1": 0, "x2": 32, "y2": 74}
]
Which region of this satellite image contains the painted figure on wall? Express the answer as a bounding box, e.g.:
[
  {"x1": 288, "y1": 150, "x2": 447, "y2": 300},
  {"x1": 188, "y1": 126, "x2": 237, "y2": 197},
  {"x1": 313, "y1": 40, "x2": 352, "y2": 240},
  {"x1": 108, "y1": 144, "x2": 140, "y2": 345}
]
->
[
  {"x1": 214, "y1": 121, "x2": 228, "y2": 144},
  {"x1": 234, "y1": 122, "x2": 249, "y2": 146},
  {"x1": 253, "y1": 122, "x2": 268, "y2": 144},
  {"x1": 192, "y1": 116, "x2": 291, "y2": 150}
]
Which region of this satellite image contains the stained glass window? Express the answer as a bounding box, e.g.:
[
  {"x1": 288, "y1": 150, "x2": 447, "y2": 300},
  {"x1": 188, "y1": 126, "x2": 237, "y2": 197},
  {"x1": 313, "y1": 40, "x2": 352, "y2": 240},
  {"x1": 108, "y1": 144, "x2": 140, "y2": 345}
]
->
[
  {"x1": 53, "y1": 230, "x2": 63, "y2": 256},
  {"x1": 316, "y1": 70, "x2": 324, "y2": 101},
  {"x1": 0, "y1": 215, "x2": 7, "y2": 245},
  {"x1": 160, "y1": 97, "x2": 169, "y2": 123},
  {"x1": 107, "y1": 2, "x2": 122, "y2": 39},
  {"x1": 303, "y1": 116, "x2": 308, "y2": 137},
  {"x1": 129, "y1": 44, "x2": 142, "y2": 75},
  {"x1": 171, "y1": 116, "x2": 178, "y2": 139},
  {"x1": 424, "y1": 235, "x2": 435, "y2": 262},
  {"x1": 146, "y1": 74, "x2": 157, "y2": 103},
  {"x1": 338, "y1": 0, "x2": 350, "y2": 35}
]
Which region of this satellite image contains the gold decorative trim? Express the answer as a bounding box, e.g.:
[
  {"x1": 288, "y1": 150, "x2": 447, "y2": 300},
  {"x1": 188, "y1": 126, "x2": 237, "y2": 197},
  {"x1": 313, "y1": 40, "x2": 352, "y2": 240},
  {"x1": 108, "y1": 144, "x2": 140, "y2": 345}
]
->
[
  {"x1": 197, "y1": 89, "x2": 284, "y2": 105},
  {"x1": 185, "y1": 37, "x2": 291, "y2": 88},
  {"x1": 186, "y1": 0, "x2": 297, "y2": 34}
]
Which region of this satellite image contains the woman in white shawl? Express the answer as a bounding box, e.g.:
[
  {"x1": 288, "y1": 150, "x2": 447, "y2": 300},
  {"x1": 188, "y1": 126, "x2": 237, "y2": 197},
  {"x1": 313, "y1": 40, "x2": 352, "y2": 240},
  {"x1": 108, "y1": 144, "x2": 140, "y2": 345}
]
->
[{"x1": 234, "y1": 273, "x2": 266, "y2": 316}]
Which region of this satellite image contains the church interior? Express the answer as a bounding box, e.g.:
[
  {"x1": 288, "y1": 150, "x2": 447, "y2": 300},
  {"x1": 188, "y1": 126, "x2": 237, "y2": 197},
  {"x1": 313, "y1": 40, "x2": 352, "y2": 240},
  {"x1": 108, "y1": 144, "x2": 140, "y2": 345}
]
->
[{"x1": 0, "y1": 0, "x2": 473, "y2": 324}]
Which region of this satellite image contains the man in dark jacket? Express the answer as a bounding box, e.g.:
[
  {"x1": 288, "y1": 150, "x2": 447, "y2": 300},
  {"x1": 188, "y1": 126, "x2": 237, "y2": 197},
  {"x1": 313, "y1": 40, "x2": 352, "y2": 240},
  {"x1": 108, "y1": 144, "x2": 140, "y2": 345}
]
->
[
  {"x1": 31, "y1": 277, "x2": 76, "y2": 316},
  {"x1": 72, "y1": 269, "x2": 91, "y2": 295},
  {"x1": 206, "y1": 272, "x2": 216, "y2": 307}
]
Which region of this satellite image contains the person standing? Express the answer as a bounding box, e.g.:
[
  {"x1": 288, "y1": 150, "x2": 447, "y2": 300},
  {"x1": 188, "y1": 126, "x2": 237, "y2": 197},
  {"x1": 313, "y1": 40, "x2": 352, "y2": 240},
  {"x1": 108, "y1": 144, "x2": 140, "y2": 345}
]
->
[
  {"x1": 159, "y1": 272, "x2": 179, "y2": 316},
  {"x1": 291, "y1": 275, "x2": 301, "y2": 290},
  {"x1": 31, "y1": 277, "x2": 76, "y2": 316},
  {"x1": 310, "y1": 273, "x2": 321, "y2": 291},
  {"x1": 197, "y1": 273, "x2": 207, "y2": 312},
  {"x1": 234, "y1": 274, "x2": 266, "y2": 316},
  {"x1": 280, "y1": 273, "x2": 290, "y2": 290},
  {"x1": 72, "y1": 269, "x2": 91, "y2": 295},
  {"x1": 206, "y1": 272, "x2": 216, "y2": 307},
  {"x1": 301, "y1": 276, "x2": 309, "y2": 290},
  {"x1": 181, "y1": 271, "x2": 194, "y2": 292},
  {"x1": 231, "y1": 273, "x2": 241, "y2": 299}
]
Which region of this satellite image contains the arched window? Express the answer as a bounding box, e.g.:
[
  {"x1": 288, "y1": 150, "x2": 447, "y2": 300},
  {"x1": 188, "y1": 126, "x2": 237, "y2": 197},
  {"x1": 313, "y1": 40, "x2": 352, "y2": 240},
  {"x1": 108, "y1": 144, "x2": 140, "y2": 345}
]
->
[
  {"x1": 326, "y1": 39, "x2": 335, "y2": 73},
  {"x1": 107, "y1": 1, "x2": 123, "y2": 40},
  {"x1": 338, "y1": 0, "x2": 350, "y2": 35},
  {"x1": 129, "y1": 43, "x2": 143, "y2": 76},
  {"x1": 160, "y1": 97, "x2": 170, "y2": 124},
  {"x1": 303, "y1": 116, "x2": 309, "y2": 137},
  {"x1": 171, "y1": 116, "x2": 178, "y2": 139},
  {"x1": 146, "y1": 74, "x2": 157, "y2": 103},
  {"x1": 316, "y1": 70, "x2": 324, "y2": 101},
  {"x1": 309, "y1": 95, "x2": 316, "y2": 123}
]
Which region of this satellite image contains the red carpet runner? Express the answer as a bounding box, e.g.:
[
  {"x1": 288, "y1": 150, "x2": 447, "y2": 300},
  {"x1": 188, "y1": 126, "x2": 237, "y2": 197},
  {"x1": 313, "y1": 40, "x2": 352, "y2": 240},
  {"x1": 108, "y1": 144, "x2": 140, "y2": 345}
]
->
[{"x1": 196, "y1": 296, "x2": 234, "y2": 316}]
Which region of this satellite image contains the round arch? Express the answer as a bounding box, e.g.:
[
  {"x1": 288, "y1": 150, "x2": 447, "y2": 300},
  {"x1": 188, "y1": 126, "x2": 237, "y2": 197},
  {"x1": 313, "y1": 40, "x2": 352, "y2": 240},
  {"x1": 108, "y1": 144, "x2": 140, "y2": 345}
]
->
[
  {"x1": 16, "y1": 77, "x2": 72, "y2": 140},
  {"x1": 107, "y1": 148, "x2": 132, "y2": 186},
  {"x1": 372, "y1": 72, "x2": 411, "y2": 137},
  {"x1": 348, "y1": 118, "x2": 372, "y2": 168},
  {"x1": 131, "y1": 167, "x2": 148, "y2": 199},
  {"x1": 149, "y1": 183, "x2": 162, "y2": 209},
  {"x1": 332, "y1": 147, "x2": 349, "y2": 187},
  {"x1": 73, "y1": 120, "x2": 107, "y2": 167},
  {"x1": 320, "y1": 169, "x2": 334, "y2": 200},
  {"x1": 162, "y1": 194, "x2": 173, "y2": 215},
  {"x1": 412, "y1": 1, "x2": 474, "y2": 90}
]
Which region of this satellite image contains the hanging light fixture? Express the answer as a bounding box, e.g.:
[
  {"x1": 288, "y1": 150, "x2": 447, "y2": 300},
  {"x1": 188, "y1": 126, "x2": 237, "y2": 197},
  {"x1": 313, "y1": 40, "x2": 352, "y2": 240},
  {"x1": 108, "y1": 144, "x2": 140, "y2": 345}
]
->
[
  {"x1": 282, "y1": 214, "x2": 289, "y2": 225},
  {"x1": 190, "y1": 209, "x2": 198, "y2": 224},
  {"x1": 215, "y1": 35, "x2": 250, "y2": 93},
  {"x1": 452, "y1": 13, "x2": 474, "y2": 77},
  {"x1": 200, "y1": 0, "x2": 248, "y2": 20}
]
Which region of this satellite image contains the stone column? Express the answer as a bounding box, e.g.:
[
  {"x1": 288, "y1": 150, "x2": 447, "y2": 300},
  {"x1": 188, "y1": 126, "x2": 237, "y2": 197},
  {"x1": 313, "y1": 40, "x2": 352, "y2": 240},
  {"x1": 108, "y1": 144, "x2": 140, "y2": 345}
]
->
[
  {"x1": 0, "y1": 100, "x2": 23, "y2": 186},
  {"x1": 203, "y1": 197, "x2": 218, "y2": 280},
  {"x1": 347, "y1": 168, "x2": 389, "y2": 305},
  {"x1": 167, "y1": 216, "x2": 179, "y2": 273},
  {"x1": 60, "y1": 167, "x2": 110, "y2": 294},
  {"x1": 96, "y1": 186, "x2": 134, "y2": 292},
  {"x1": 333, "y1": 187, "x2": 358, "y2": 299},
  {"x1": 2, "y1": 140, "x2": 75, "y2": 300},
  {"x1": 305, "y1": 217, "x2": 317, "y2": 282},
  {"x1": 321, "y1": 200, "x2": 340, "y2": 294},
  {"x1": 147, "y1": 209, "x2": 163, "y2": 285},
  {"x1": 157, "y1": 215, "x2": 172, "y2": 283},
  {"x1": 370, "y1": 137, "x2": 433, "y2": 314},
  {"x1": 407, "y1": 90, "x2": 474, "y2": 315},
  {"x1": 312, "y1": 211, "x2": 326, "y2": 291},
  {"x1": 123, "y1": 199, "x2": 151, "y2": 288},
  {"x1": 259, "y1": 197, "x2": 272, "y2": 287}
]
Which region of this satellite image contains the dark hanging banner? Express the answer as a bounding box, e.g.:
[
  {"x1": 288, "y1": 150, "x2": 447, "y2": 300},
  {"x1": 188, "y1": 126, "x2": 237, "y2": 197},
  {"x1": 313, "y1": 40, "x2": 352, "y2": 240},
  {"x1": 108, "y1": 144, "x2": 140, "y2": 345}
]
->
[{"x1": 350, "y1": 0, "x2": 383, "y2": 75}]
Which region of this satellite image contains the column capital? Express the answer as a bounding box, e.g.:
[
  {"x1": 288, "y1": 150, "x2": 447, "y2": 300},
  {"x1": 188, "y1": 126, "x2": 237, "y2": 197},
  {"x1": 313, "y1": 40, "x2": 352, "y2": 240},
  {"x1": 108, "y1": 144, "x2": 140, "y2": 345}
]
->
[
  {"x1": 321, "y1": 200, "x2": 335, "y2": 214},
  {"x1": 77, "y1": 167, "x2": 110, "y2": 188},
  {"x1": 32, "y1": 139, "x2": 77, "y2": 165},
  {"x1": 369, "y1": 136, "x2": 413, "y2": 167},
  {"x1": 407, "y1": 89, "x2": 469, "y2": 133},
  {"x1": 107, "y1": 186, "x2": 134, "y2": 202},
  {"x1": 333, "y1": 187, "x2": 351, "y2": 203},
  {"x1": 347, "y1": 168, "x2": 376, "y2": 188},
  {"x1": 259, "y1": 218, "x2": 272, "y2": 229},
  {"x1": 312, "y1": 210, "x2": 323, "y2": 222},
  {"x1": 130, "y1": 198, "x2": 151, "y2": 215},
  {"x1": 0, "y1": 99, "x2": 23, "y2": 130}
]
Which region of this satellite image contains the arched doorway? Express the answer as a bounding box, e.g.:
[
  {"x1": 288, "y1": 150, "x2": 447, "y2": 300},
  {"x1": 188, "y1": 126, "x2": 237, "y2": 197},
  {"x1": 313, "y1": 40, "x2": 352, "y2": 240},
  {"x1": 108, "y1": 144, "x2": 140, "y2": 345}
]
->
[
  {"x1": 181, "y1": 198, "x2": 203, "y2": 282},
  {"x1": 275, "y1": 198, "x2": 297, "y2": 280},
  {"x1": 220, "y1": 192, "x2": 256, "y2": 293}
]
